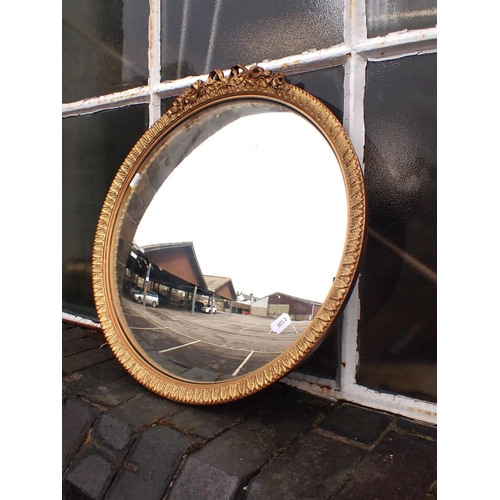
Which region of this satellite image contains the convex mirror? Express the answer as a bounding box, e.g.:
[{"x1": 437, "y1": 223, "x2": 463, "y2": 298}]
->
[{"x1": 92, "y1": 65, "x2": 366, "y2": 404}]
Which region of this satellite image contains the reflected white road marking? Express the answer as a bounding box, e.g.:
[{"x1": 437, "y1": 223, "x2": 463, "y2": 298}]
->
[
  {"x1": 239, "y1": 324, "x2": 260, "y2": 332},
  {"x1": 159, "y1": 340, "x2": 201, "y2": 353},
  {"x1": 133, "y1": 312, "x2": 284, "y2": 353},
  {"x1": 130, "y1": 326, "x2": 166, "y2": 330},
  {"x1": 232, "y1": 351, "x2": 254, "y2": 376}
]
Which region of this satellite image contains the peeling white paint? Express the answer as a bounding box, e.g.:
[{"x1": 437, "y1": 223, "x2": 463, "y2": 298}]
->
[
  {"x1": 340, "y1": 384, "x2": 437, "y2": 424},
  {"x1": 62, "y1": 88, "x2": 150, "y2": 118},
  {"x1": 62, "y1": 312, "x2": 101, "y2": 329},
  {"x1": 246, "y1": 44, "x2": 351, "y2": 76},
  {"x1": 339, "y1": 0, "x2": 365, "y2": 400},
  {"x1": 343, "y1": 54, "x2": 367, "y2": 166},
  {"x1": 356, "y1": 27, "x2": 437, "y2": 60},
  {"x1": 282, "y1": 372, "x2": 339, "y2": 394},
  {"x1": 148, "y1": 0, "x2": 162, "y2": 126},
  {"x1": 346, "y1": 0, "x2": 368, "y2": 48},
  {"x1": 340, "y1": 281, "x2": 362, "y2": 388},
  {"x1": 284, "y1": 372, "x2": 436, "y2": 424}
]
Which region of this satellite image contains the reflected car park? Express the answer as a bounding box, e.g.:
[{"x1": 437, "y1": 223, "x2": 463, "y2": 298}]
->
[{"x1": 120, "y1": 298, "x2": 309, "y2": 381}]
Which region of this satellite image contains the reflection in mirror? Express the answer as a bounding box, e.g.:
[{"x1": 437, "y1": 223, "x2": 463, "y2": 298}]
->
[{"x1": 116, "y1": 100, "x2": 347, "y2": 382}]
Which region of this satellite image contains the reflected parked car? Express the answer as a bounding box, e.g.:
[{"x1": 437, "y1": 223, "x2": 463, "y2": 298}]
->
[
  {"x1": 186, "y1": 301, "x2": 204, "y2": 312},
  {"x1": 133, "y1": 290, "x2": 159, "y2": 308},
  {"x1": 201, "y1": 304, "x2": 217, "y2": 314}
]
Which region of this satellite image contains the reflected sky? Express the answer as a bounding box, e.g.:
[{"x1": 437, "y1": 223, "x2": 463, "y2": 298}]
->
[{"x1": 134, "y1": 107, "x2": 347, "y2": 304}]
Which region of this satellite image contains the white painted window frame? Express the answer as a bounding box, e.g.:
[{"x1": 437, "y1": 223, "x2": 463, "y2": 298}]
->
[{"x1": 62, "y1": 0, "x2": 437, "y2": 424}]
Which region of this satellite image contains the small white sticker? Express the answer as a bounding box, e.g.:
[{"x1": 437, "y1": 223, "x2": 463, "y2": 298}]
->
[
  {"x1": 130, "y1": 173, "x2": 142, "y2": 189},
  {"x1": 270, "y1": 313, "x2": 292, "y2": 334}
]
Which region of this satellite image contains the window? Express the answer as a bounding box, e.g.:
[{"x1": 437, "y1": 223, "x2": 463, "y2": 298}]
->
[{"x1": 62, "y1": 0, "x2": 437, "y2": 422}]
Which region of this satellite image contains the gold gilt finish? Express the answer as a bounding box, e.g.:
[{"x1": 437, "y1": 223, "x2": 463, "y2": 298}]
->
[{"x1": 92, "y1": 64, "x2": 366, "y2": 405}]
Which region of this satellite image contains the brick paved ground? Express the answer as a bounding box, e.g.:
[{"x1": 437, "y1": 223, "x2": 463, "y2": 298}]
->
[{"x1": 62, "y1": 322, "x2": 437, "y2": 500}]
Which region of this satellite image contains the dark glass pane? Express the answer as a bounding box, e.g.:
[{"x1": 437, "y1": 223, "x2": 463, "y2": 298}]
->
[
  {"x1": 62, "y1": 105, "x2": 149, "y2": 320},
  {"x1": 63, "y1": 0, "x2": 149, "y2": 103},
  {"x1": 366, "y1": 0, "x2": 437, "y2": 38},
  {"x1": 357, "y1": 54, "x2": 437, "y2": 402},
  {"x1": 161, "y1": 96, "x2": 177, "y2": 115},
  {"x1": 161, "y1": 0, "x2": 344, "y2": 80},
  {"x1": 288, "y1": 66, "x2": 344, "y2": 123},
  {"x1": 295, "y1": 319, "x2": 341, "y2": 380}
]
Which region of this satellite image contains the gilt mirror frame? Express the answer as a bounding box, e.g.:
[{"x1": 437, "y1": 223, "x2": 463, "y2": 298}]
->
[{"x1": 92, "y1": 64, "x2": 366, "y2": 405}]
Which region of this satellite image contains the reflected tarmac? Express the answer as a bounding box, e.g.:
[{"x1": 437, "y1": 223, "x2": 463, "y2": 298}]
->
[{"x1": 120, "y1": 297, "x2": 310, "y2": 382}]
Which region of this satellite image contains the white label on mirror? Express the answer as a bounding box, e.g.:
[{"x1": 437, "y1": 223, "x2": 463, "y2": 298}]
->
[
  {"x1": 130, "y1": 173, "x2": 142, "y2": 189},
  {"x1": 270, "y1": 313, "x2": 292, "y2": 334}
]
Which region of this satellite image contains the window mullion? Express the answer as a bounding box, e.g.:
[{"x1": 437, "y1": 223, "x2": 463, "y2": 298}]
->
[
  {"x1": 339, "y1": 0, "x2": 367, "y2": 391},
  {"x1": 149, "y1": 0, "x2": 162, "y2": 126}
]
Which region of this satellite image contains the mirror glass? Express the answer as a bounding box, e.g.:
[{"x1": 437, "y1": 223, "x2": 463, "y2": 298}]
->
[{"x1": 116, "y1": 99, "x2": 347, "y2": 383}]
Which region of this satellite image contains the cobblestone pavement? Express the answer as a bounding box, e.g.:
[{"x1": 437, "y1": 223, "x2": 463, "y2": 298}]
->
[{"x1": 62, "y1": 322, "x2": 437, "y2": 500}]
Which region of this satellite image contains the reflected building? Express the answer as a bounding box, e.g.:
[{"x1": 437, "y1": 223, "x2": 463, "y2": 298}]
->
[
  {"x1": 121, "y1": 240, "x2": 322, "y2": 322},
  {"x1": 230, "y1": 301, "x2": 252, "y2": 315},
  {"x1": 251, "y1": 292, "x2": 322, "y2": 321},
  {"x1": 203, "y1": 275, "x2": 237, "y2": 308},
  {"x1": 122, "y1": 241, "x2": 237, "y2": 309}
]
